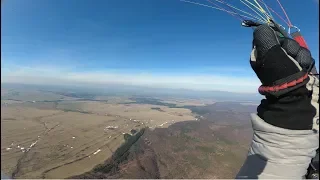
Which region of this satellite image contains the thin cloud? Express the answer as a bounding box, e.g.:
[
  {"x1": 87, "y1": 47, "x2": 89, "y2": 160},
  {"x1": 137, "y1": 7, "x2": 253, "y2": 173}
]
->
[{"x1": 1, "y1": 65, "x2": 260, "y2": 93}]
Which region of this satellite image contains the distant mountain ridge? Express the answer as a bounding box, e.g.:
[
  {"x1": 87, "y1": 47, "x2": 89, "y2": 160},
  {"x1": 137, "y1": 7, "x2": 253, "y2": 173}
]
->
[{"x1": 2, "y1": 83, "x2": 261, "y2": 102}]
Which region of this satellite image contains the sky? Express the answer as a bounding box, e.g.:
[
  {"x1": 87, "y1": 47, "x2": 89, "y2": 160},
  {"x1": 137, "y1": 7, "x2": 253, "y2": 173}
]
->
[{"x1": 1, "y1": 0, "x2": 319, "y2": 93}]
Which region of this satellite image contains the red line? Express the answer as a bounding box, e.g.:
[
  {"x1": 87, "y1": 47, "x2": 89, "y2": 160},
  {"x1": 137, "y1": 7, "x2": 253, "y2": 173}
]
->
[
  {"x1": 256, "y1": 0, "x2": 290, "y2": 27},
  {"x1": 206, "y1": 0, "x2": 243, "y2": 21},
  {"x1": 276, "y1": 0, "x2": 292, "y2": 27}
]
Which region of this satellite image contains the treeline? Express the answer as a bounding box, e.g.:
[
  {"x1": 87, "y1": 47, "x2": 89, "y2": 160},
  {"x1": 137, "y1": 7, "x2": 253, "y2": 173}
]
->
[
  {"x1": 126, "y1": 97, "x2": 213, "y2": 115},
  {"x1": 125, "y1": 97, "x2": 178, "y2": 108},
  {"x1": 70, "y1": 128, "x2": 146, "y2": 178},
  {"x1": 112, "y1": 128, "x2": 145, "y2": 160},
  {"x1": 62, "y1": 109, "x2": 93, "y2": 114}
]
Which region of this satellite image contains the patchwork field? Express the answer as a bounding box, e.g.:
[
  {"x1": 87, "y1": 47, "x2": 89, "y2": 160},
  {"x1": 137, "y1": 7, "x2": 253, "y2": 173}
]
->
[
  {"x1": 1, "y1": 84, "x2": 257, "y2": 179},
  {"x1": 1, "y1": 88, "x2": 198, "y2": 179}
]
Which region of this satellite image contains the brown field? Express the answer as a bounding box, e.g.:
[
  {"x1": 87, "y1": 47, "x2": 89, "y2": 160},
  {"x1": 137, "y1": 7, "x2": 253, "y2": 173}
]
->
[
  {"x1": 159, "y1": 98, "x2": 215, "y2": 107},
  {"x1": 1, "y1": 89, "x2": 64, "y2": 102},
  {"x1": 1, "y1": 93, "x2": 197, "y2": 178}
]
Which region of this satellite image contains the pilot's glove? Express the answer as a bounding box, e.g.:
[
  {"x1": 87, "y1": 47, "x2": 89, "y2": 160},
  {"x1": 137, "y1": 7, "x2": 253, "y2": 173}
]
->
[{"x1": 250, "y1": 24, "x2": 319, "y2": 131}]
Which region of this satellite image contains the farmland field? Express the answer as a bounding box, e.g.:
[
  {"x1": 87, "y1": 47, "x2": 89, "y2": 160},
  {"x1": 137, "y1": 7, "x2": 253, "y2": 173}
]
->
[{"x1": 1, "y1": 85, "x2": 200, "y2": 178}]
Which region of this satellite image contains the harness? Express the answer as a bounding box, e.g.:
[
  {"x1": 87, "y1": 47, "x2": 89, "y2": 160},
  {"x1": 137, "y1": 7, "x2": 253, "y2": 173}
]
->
[{"x1": 306, "y1": 149, "x2": 319, "y2": 179}]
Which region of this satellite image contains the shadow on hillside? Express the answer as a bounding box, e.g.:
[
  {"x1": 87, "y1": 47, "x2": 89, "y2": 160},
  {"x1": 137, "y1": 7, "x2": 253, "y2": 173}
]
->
[
  {"x1": 70, "y1": 118, "x2": 254, "y2": 179},
  {"x1": 235, "y1": 154, "x2": 268, "y2": 179}
]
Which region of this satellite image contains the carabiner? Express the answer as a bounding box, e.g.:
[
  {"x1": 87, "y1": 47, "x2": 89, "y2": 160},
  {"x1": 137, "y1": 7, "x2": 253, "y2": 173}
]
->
[{"x1": 288, "y1": 25, "x2": 300, "y2": 35}]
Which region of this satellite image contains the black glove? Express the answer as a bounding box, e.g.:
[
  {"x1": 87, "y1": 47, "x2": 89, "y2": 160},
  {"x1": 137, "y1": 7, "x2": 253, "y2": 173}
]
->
[{"x1": 251, "y1": 24, "x2": 319, "y2": 130}]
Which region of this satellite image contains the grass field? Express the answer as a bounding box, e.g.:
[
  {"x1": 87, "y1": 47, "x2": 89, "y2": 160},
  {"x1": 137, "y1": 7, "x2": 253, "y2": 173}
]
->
[{"x1": 1, "y1": 88, "x2": 199, "y2": 178}]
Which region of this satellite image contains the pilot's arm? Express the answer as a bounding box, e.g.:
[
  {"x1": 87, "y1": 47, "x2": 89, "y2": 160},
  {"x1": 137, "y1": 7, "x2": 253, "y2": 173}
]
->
[{"x1": 236, "y1": 25, "x2": 319, "y2": 179}]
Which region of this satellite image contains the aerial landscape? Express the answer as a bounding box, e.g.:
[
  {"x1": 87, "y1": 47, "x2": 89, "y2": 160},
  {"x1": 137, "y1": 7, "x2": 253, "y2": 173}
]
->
[
  {"x1": 2, "y1": 0, "x2": 318, "y2": 179},
  {"x1": 1, "y1": 83, "x2": 257, "y2": 179}
]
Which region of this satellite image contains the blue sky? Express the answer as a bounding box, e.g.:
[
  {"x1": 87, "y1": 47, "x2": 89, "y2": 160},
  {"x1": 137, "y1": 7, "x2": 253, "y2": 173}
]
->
[{"x1": 1, "y1": 0, "x2": 319, "y2": 93}]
